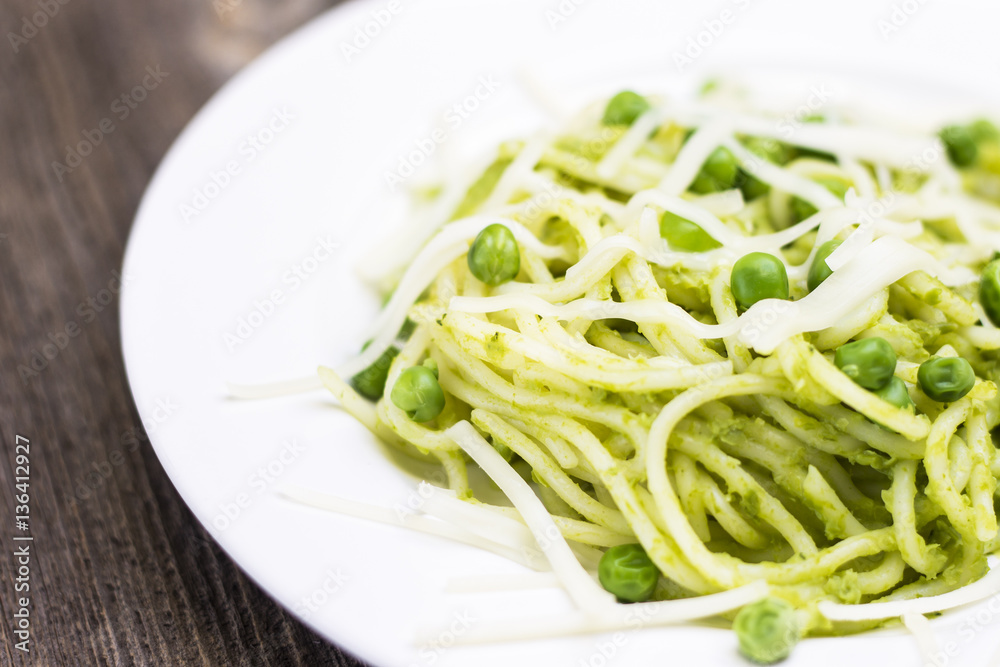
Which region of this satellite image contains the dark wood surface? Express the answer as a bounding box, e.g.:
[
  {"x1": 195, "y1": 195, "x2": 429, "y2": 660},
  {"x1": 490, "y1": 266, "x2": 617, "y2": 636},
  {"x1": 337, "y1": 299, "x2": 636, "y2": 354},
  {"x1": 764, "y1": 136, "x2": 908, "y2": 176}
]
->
[{"x1": 0, "y1": 0, "x2": 369, "y2": 664}]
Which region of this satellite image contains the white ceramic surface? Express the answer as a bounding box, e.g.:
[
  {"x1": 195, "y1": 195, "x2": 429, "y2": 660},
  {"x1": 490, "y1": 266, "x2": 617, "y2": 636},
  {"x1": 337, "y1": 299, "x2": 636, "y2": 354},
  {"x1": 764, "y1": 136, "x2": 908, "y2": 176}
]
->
[{"x1": 121, "y1": 1, "x2": 1000, "y2": 665}]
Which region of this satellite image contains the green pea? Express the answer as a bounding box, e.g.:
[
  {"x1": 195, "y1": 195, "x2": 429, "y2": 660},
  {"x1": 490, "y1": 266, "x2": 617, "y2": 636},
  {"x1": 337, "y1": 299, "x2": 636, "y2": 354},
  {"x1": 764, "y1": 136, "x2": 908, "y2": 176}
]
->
[
  {"x1": 381, "y1": 291, "x2": 418, "y2": 339},
  {"x1": 834, "y1": 337, "x2": 896, "y2": 391},
  {"x1": 597, "y1": 543, "x2": 659, "y2": 603},
  {"x1": 390, "y1": 366, "x2": 445, "y2": 422},
  {"x1": 918, "y1": 357, "x2": 976, "y2": 402},
  {"x1": 690, "y1": 147, "x2": 740, "y2": 193},
  {"x1": 743, "y1": 136, "x2": 795, "y2": 165},
  {"x1": 602, "y1": 91, "x2": 650, "y2": 127},
  {"x1": 733, "y1": 598, "x2": 800, "y2": 665},
  {"x1": 737, "y1": 137, "x2": 794, "y2": 201},
  {"x1": 398, "y1": 317, "x2": 416, "y2": 340},
  {"x1": 739, "y1": 171, "x2": 769, "y2": 200},
  {"x1": 794, "y1": 147, "x2": 837, "y2": 163},
  {"x1": 730, "y1": 252, "x2": 789, "y2": 311},
  {"x1": 790, "y1": 176, "x2": 849, "y2": 223},
  {"x1": 350, "y1": 344, "x2": 399, "y2": 400},
  {"x1": 980, "y1": 259, "x2": 1000, "y2": 327},
  {"x1": 490, "y1": 437, "x2": 514, "y2": 463},
  {"x1": 452, "y1": 155, "x2": 512, "y2": 219},
  {"x1": 468, "y1": 223, "x2": 520, "y2": 286},
  {"x1": 790, "y1": 200, "x2": 818, "y2": 224},
  {"x1": 940, "y1": 124, "x2": 977, "y2": 167},
  {"x1": 872, "y1": 376, "x2": 915, "y2": 412},
  {"x1": 807, "y1": 240, "x2": 842, "y2": 292},
  {"x1": 969, "y1": 119, "x2": 1000, "y2": 143},
  {"x1": 659, "y1": 210, "x2": 721, "y2": 252}
]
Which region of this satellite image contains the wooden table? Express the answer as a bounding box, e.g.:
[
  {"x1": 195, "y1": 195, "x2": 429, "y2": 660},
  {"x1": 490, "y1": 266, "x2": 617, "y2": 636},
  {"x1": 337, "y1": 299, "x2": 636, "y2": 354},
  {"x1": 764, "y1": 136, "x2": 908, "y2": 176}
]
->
[{"x1": 0, "y1": 0, "x2": 367, "y2": 664}]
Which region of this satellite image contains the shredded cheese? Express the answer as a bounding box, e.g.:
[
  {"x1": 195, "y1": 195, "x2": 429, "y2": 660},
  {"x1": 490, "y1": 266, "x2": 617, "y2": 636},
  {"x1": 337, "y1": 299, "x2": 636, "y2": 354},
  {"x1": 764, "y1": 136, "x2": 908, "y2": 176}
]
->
[{"x1": 445, "y1": 421, "x2": 616, "y2": 612}]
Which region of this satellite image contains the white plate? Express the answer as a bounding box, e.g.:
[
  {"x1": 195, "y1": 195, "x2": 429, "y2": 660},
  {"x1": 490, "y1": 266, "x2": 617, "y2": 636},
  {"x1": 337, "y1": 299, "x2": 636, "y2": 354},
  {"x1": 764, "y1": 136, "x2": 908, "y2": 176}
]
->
[{"x1": 121, "y1": 1, "x2": 1000, "y2": 665}]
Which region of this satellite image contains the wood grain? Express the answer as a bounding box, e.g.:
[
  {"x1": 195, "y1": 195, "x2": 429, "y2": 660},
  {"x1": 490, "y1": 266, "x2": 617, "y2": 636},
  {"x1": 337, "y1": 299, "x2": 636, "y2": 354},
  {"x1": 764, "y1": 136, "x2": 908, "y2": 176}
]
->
[{"x1": 0, "y1": 0, "x2": 368, "y2": 664}]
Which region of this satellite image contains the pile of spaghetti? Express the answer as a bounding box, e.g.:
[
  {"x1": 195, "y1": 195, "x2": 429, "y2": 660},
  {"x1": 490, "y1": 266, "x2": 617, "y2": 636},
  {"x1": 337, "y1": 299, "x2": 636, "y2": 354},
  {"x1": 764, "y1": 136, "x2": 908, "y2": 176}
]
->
[{"x1": 320, "y1": 84, "x2": 1000, "y2": 661}]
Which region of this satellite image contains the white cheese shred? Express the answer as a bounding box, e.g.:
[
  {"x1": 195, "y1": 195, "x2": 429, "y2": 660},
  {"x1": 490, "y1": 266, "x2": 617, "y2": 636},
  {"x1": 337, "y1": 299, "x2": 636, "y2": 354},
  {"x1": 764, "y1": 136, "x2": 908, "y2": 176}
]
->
[
  {"x1": 448, "y1": 234, "x2": 966, "y2": 356},
  {"x1": 226, "y1": 375, "x2": 323, "y2": 399},
  {"x1": 445, "y1": 572, "x2": 562, "y2": 594},
  {"x1": 420, "y1": 483, "x2": 538, "y2": 550},
  {"x1": 277, "y1": 483, "x2": 547, "y2": 571},
  {"x1": 356, "y1": 150, "x2": 496, "y2": 289},
  {"x1": 657, "y1": 119, "x2": 733, "y2": 196},
  {"x1": 338, "y1": 216, "x2": 567, "y2": 379},
  {"x1": 596, "y1": 109, "x2": 663, "y2": 180},
  {"x1": 903, "y1": 613, "x2": 940, "y2": 667},
  {"x1": 480, "y1": 132, "x2": 551, "y2": 212},
  {"x1": 415, "y1": 580, "x2": 769, "y2": 646},
  {"x1": 445, "y1": 421, "x2": 617, "y2": 612},
  {"x1": 818, "y1": 564, "x2": 1000, "y2": 621}
]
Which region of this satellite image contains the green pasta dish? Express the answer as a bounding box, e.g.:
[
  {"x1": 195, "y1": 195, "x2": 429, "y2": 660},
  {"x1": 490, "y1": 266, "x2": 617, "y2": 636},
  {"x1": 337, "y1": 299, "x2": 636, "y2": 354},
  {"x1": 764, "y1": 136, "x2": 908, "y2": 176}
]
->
[{"x1": 312, "y1": 85, "x2": 1000, "y2": 663}]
